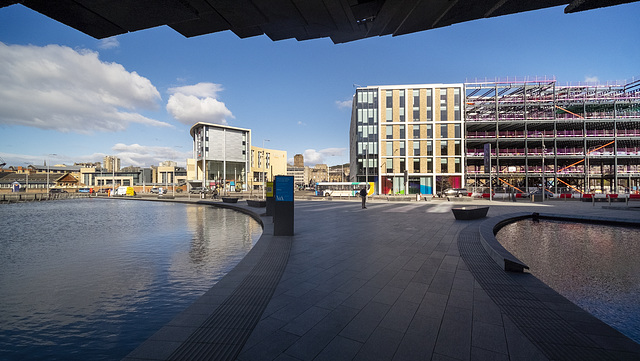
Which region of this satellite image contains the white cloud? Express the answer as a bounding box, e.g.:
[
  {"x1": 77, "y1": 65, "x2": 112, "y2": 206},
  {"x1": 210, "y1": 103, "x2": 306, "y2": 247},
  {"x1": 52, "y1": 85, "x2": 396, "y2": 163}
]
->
[
  {"x1": 335, "y1": 99, "x2": 352, "y2": 109},
  {"x1": 166, "y1": 82, "x2": 234, "y2": 125},
  {"x1": 300, "y1": 148, "x2": 346, "y2": 166},
  {"x1": 0, "y1": 42, "x2": 168, "y2": 133},
  {"x1": 585, "y1": 76, "x2": 599, "y2": 83},
  {"x1": 98, "y1": 37, "x2": 120, "y2": 49},
  {"x1": 84, "y1": 143, "x2": 190, "y2": 167}
]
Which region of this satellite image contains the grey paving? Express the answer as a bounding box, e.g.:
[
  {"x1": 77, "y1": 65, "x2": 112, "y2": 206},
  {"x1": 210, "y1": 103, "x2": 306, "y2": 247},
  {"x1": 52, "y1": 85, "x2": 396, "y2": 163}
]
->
[{"x1": 122, "y1": 196, "x2": 640, "y2": 361}]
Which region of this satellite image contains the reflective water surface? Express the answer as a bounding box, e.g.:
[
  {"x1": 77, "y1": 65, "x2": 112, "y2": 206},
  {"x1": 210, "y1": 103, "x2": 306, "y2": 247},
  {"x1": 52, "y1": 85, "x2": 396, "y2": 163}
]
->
[
  {"x1": 497, "y1": 219, "x2": 640, "y2": 344},
  {"x1": 0, "y1": 199, "x2": 262, "y2": 360}
]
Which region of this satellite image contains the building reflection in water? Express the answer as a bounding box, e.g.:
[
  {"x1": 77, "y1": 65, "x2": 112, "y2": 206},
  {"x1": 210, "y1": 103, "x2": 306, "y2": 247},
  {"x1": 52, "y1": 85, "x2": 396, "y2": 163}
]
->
[{"x1": 497, "y1": 220, "x2": 640, "y2": 344}]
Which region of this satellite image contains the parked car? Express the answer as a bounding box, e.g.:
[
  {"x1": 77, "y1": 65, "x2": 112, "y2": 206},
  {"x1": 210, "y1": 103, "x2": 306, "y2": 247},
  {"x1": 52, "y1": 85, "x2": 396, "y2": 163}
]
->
[
  {"x1": 440, "y1": 188, "x2": 469, "y2": 197},
  {"x1": 189, "y1": 187, "x2": 208, "y2": 194},
  {"x1": 529, "y1": 189, "x2": 554, "y2": 198},
  {"x1": 49, "y1": 188, "x2": 68, "y2": 193},
  {"x1": 150, "y1": 187, "x2": 160, "y2": 194}
]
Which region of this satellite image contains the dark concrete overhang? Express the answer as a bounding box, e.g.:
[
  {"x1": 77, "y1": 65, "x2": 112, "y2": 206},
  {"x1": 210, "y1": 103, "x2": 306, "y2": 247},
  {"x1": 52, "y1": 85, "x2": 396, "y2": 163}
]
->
[{"x1": 1, "y1": 0, "x2": 638, "y2": 43}]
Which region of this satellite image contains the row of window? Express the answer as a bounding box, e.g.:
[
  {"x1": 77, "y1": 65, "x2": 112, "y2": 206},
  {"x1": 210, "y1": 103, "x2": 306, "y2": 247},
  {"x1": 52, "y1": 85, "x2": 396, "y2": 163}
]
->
[
  {"x1": 383, "y1": 141, "x2": 462, "y2": 156},
  {"x1": 359, "y1": 157, "x2": 463, "y2": 173},
  {"x1": 384, "y1": 124, "x2": 462, "y2": 139},
  {"x1": 250, "y1": 150, "x2": 271, "y2": 169}
]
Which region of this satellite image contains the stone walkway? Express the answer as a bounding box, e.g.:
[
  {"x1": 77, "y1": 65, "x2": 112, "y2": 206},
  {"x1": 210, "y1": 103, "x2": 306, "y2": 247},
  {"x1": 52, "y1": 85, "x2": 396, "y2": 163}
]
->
[{"x1": 123, "y1": 197, "x2": 640, "y2": 361}]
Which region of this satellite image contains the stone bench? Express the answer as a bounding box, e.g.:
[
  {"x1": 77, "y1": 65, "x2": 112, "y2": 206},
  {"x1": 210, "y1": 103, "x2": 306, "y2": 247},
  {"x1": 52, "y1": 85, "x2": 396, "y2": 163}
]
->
[
  {"x1": 452, "y1": 206, "x2": 489, "y2": 220},
  {"x1": 246, "y1": 199, "x2": 266, "y2": 207},
  {"x1": 222, "y1": 197, "x2": 239, "y2": 203}
]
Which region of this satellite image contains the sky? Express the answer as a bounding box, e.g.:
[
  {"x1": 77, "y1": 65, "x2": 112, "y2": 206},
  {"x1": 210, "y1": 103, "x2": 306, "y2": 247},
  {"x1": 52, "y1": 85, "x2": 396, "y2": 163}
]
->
[{"x1": 1, "y1": 3, "x2": 639, "y2": 169}]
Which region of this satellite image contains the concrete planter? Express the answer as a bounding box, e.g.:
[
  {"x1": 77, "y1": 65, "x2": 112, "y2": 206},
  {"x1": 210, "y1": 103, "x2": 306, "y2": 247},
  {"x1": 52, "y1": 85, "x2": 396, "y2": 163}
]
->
[{"x1": 452, "y1": 206, "x2": 489, "y2": 220}]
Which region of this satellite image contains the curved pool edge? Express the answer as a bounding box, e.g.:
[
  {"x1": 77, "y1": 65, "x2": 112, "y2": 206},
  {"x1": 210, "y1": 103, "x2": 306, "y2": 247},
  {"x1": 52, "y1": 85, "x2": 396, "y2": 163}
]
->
[
  {"x1": 107, "y1": 197, "x2": 291, "y2": 361},
  {"x1": 479, "y1": 212, "x2": 640, "y2": 273}
]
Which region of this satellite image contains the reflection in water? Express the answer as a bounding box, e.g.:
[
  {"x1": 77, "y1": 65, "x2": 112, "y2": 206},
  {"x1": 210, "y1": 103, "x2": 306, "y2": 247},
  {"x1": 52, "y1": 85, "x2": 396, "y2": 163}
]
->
[
  {"x1": 0, "y1": 199, "x2": 261, "y2": 361},
  {"x1": 497, "y1": 219, "x2": 640, "y2": 344}
]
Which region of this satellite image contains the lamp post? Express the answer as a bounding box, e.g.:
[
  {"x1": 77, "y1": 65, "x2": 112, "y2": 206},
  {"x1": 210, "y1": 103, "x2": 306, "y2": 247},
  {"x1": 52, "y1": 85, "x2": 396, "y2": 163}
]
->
[
  {"x1": 262, "y1": 139, "x2": 270, "y2": 200},
  {"x1": 47, "y1": 154, "x2": 57, "y2": 192},
  {"x1": 23, "y1": 163, "x2": 30, "y2": 191}
]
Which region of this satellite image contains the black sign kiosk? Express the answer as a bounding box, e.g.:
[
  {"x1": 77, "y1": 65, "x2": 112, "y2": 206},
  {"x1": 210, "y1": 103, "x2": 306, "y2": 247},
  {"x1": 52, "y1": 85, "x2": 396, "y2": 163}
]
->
[{"x1": 273, "y1": 175, "x2": 294, "y2": 236}]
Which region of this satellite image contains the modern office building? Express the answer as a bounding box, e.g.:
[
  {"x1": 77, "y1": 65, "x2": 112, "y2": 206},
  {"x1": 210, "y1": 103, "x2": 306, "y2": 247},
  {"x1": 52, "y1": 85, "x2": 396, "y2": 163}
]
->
[
  {"x1": 351, "y1": 84, "x2": 464, "y2": 195},
  {"x1": 189, "y1": 122, "x2": 251, "y2": 191},
  {"x1": 351, "y1": 78, "x2": 640, "y2": 195}
]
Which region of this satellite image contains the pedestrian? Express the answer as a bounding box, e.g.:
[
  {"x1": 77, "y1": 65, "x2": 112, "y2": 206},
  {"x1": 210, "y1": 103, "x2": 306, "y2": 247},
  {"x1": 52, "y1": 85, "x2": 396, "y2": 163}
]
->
[{"x1": 359, "y1": 186, "x2": 367, "y2": 209}]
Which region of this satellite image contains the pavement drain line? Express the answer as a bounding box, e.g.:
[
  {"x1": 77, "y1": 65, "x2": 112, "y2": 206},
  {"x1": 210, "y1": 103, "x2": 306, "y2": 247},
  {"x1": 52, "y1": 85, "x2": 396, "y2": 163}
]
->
[
  {"x1": 457, "y1": 222, "x2": 621, "y2": 361},
  {"x1": 168, "y1": 235, "x2": 292, "y2": 361}
]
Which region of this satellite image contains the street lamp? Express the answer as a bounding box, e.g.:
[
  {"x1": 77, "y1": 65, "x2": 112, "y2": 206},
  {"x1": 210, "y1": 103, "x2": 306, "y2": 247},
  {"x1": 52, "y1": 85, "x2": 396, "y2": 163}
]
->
[
  {"x1": 262, "y1": 139, "x2": 270, "y2": 200},
  {"x1": 23, "y1": 163, "x2": 30, "y2": 191},
  {"x1": 47, "y1": 154, "x2": 57, "y2": 192}
]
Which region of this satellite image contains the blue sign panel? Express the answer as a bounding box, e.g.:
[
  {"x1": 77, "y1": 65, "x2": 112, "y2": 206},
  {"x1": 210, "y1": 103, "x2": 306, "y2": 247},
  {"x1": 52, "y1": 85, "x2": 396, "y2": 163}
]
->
[{"x1": 275, "y1": 176, "x2": 294, "y2": 202}]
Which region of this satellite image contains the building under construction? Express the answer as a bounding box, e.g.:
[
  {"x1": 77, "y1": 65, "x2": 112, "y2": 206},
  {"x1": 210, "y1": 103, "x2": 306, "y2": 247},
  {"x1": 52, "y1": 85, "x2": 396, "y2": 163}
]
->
[{"x1": 464, "y1": 78, "x2": 640, "y2": 194}]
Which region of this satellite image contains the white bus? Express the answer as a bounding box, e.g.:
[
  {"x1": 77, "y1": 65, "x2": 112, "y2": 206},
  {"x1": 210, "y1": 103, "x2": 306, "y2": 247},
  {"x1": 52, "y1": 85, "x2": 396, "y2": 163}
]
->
[{"x1": 315, "y1": 182, "x2": 374, "y2": 197}]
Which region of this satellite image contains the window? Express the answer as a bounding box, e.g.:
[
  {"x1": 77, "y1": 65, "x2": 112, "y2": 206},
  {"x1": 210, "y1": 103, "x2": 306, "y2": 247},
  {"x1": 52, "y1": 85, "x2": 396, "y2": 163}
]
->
[
  {"x1": 441, "y1": 124, "x2": 448, "y2": 138},
  {"x1": 400, "y1": 159, "x2": 406, "y2": 173},
  {"x1": 386, "y1": 142, "x2": 392, "y2": 157},
  {"x1": 455, "y1": 158, "x2": 461, "y2": 173},
  {"x1": 399, "y1": 125, "x2": 405, "y2": 139},
  {"x1": 413, "y1": 142, "x2": 420, "y2": 156},
  {"x1": 386, "y1": 90, "x2": 393, "y2": 121},
  {"x1": 441, "y1": 158, "x2": 448, "y2": 173},
  {"x1": 454, "y1": 124, "x2": 461, "y2": 138},
  {"x1": 386, "y1": 159, "x2": 393, "y2": 173},
  {"x1": 413, "y1": 89, "x2": 420, "y2": 122},
  {"x1": 385, "y1": 125, "x2": 392, "y2": 139},
  {"x1": 399, "y1": 90, "x2": 405, "y2": 122},
  {"x1": 454, "y1": 88, "x2": 461, "y2": 120},
  {"x1": 399, "y1": 142, "x2": 405, "y2": 156},
  {"x1": 413, "y1": 125, "x2": 420, "y2": 139},
  {"x1": 426, "y1": 89, "x2": 432, "y2": 121},
  {"x1": 427, "y1": 141, "x2": 433, "y2": 156},
  {"x1": 427, "y1": 158, "x2": 433, "y2": 173},
  {"x1": 441, "y1": 141, "x2": 448, "y2": 156},
  {"x1": 454, "y1": 140, "x2": 461, "y2": 155},
  {"x1": 440, "y1": 89, "x2": 447, "y2": 121},
  {"x1": 414, "y1": 159, "x2": 420, "y2": 172}
]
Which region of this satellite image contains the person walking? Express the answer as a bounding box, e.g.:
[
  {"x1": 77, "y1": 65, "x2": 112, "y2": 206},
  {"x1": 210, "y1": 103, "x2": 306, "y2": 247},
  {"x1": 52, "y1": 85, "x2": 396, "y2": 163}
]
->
[{"x1": 359, "y1": 186, "x2": 367, "y2": 209}]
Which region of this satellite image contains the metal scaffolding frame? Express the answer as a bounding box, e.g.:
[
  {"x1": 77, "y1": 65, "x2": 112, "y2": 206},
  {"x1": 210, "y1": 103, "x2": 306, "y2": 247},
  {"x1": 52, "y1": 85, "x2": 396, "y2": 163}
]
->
[{"x1": 464, "y1": 78, "x2": 640, "y2": 194}]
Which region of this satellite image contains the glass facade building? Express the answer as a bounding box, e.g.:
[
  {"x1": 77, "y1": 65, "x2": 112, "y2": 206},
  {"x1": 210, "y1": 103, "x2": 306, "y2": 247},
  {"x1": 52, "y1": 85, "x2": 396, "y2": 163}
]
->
[{"x1": 190, "y1": 122, "x2": 250, "y2": 191}]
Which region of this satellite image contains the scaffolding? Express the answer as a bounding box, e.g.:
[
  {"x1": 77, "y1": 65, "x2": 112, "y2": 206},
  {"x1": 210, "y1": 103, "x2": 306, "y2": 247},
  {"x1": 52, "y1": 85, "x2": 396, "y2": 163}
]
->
[{"x1": 464, "y1": 78, "x2": 640, "y2": 194}]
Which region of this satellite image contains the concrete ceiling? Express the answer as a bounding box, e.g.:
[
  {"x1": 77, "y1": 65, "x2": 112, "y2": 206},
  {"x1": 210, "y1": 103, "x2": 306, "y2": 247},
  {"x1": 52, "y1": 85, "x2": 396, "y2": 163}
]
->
[{"x1": 1, "y1": 0, "x2": 637, "y2": 43}]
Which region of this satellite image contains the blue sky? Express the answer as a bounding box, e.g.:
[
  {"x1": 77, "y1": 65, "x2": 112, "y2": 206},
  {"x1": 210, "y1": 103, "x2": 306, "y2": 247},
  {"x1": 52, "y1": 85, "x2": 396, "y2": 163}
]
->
[{"x1": 1, "y1": 3, "x2": 639, "y2": 168}]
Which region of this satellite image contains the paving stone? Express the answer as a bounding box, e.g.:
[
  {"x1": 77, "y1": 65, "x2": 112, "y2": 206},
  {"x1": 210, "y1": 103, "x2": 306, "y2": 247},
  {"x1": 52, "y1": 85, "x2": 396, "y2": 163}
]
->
[{"x1": 124, "y1": 200, "x2": 640, "y2": 361}]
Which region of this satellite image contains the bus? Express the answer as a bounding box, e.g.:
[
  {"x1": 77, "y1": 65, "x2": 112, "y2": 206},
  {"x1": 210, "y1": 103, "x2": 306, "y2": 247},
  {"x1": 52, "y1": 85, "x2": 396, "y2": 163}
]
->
[{"x1": 315, "y1": 182, "x2": 374, "y2": 197}]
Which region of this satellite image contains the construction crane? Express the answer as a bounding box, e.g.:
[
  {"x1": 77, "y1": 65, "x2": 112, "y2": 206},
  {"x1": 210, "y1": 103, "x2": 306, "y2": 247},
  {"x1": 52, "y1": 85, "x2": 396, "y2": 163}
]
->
[{"x1": 0, "y1": 156, "x2": 6, "y2": 168}]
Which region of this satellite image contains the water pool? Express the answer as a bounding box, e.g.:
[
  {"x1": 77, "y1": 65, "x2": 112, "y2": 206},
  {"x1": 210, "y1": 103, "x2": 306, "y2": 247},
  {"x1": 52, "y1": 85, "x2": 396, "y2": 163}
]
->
[
  {"x1": 0, "y1": 199, "x2": 262, "y2": 360},
  {"x1": 496, "y1": 219, "x2": 640, "y2": 344}
]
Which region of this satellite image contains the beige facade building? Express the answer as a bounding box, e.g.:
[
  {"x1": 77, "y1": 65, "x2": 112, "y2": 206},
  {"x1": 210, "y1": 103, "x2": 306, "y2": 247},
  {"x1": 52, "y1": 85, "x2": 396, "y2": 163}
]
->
[
  {"x1": 249, "y1": 146, "x2": 287, "y2": 191},
  {"x1": 293, "y1": 154, "x2": 304, "y2": 167},
  {"x1": 103, "y1": 156, "x2": 120, "y2": 172},
  {"x1": 351, "y1": 84, "x2": 464, "y2": 195}
]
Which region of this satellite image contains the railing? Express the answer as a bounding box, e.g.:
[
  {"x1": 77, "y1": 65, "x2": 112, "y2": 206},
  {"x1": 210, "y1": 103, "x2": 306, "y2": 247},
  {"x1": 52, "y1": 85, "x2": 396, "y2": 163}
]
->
[{"x1": 0, "y1": 192, "x2": 94, "y2": 203}]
